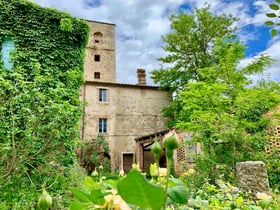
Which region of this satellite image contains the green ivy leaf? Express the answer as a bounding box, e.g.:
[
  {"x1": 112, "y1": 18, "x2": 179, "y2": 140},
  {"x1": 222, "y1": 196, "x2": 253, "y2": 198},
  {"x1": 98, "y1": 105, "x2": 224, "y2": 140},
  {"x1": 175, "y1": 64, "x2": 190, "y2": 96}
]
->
[
  {"x1": 265, "y1": 21, "x2": 275, "y2": 26},
  {"x1": 117, "y1": 169, "x2": 165, "y2": 210},
  {"x1": 266, "y1": 13, "x2": 277, "y2": 18},
  {"x1": 269, "y1": 4, "x2": 280, "y2": 10},
  {"x1": 275, "y1": 0, "x2": 280, "y2": 4},
  {"x1": 271, "y1": 29, "x2": 278, "y2": 37},
  {"x1": 167, "y1": 185, "x2": 189, "y2": 204}
]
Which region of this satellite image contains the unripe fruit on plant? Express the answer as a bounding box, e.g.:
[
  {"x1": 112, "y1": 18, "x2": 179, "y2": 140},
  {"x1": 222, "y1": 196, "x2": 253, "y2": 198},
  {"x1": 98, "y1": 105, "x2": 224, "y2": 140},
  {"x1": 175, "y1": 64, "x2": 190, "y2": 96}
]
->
[
  {"x1": 151, "y1": 141, "x2": 162, "y2": 155},
  {"x1": 37, "y1": 189, "x2": 52, "y2": 210},
  {"x1": 163, "y1": 130, "x2": 180, "y2": 151}
]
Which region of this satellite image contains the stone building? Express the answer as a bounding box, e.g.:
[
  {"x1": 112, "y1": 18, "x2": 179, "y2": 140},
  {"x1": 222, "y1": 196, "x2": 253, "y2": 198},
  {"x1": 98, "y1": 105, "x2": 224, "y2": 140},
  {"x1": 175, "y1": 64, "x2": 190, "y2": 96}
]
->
[{"x1": 81, "y1": 20, "x2": 172, "y2": 172}]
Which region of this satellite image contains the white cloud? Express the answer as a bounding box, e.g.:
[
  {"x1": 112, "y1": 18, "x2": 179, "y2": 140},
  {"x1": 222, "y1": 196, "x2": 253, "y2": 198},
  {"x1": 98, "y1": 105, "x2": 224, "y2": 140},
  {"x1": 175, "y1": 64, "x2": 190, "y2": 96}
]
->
[
  {"x1": 31, "y1": 0, "x2": 280, "y2": 84},
  {"x1": 239, "y1": 38, "x2": 280, "y2": 83}
]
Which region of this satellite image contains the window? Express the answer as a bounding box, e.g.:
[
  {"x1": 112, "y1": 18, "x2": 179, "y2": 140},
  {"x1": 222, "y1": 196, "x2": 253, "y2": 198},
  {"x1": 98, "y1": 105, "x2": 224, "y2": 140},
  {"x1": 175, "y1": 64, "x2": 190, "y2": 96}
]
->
[
  {"x1": 94, "y1": 32, "x2": 103, "y2": 43},
  {"x1": 94, "y1": 72, "x2": 100, "y2": 79},
  {"x1": 1, "y1": 38, "x2": 15, "y2": 70},
  {"x1": 94, "y1": 54, "x2": 100, "y2": 62},
  {"x1": 99, "y1": 118, "x2": 107, "y2": 133},
  {"x1": 99, "y1": 88, "x2": 107, "y2": 102}
]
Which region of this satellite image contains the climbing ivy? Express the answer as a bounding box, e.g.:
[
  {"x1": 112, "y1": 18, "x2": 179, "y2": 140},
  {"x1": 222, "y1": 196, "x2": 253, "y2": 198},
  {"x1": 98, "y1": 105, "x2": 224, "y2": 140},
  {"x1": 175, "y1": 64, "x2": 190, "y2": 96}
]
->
[{"x1": 0, "y1": 0, "x2": 89, "y2": 208}]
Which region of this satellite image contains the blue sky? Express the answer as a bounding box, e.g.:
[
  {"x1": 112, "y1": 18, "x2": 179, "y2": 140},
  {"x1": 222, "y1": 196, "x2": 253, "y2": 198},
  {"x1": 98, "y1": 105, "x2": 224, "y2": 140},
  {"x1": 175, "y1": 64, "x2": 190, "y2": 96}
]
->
[{"x1": 32, "y1": 0, "x2": 280, "y2": 85}]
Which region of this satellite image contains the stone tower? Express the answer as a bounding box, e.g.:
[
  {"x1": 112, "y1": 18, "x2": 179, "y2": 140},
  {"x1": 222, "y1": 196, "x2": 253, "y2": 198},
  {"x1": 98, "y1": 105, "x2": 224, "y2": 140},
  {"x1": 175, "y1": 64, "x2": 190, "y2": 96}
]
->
[
  {"x1": 84, "y1": 20, "x2": 116, "y2": 83},
  {"x1": 81, "y1": 20, "x2": 172, "y2": 172}
]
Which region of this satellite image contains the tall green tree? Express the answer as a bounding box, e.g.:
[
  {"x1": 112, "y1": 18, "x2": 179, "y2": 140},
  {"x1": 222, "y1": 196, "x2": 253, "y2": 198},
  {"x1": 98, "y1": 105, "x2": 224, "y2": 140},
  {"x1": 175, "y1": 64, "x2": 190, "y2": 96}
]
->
[
  {"x1": 152, "y1": 4, "x2": 280, "y2": 185},
  {"x1": 151, "y1": 5, "x2": 238, "y2": 126},
  {"x1": 176, "y1": 39, "x2": 280, "y2": 182}
]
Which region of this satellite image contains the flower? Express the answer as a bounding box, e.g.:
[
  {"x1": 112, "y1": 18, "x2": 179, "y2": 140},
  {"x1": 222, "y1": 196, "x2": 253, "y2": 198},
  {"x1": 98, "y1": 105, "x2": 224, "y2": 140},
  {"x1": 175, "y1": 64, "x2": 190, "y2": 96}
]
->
[
  {"x1": 119, "y1": 169, "x2": 125, "y2": 177},
  {"x1": 91, "y1": 169, "x2": 98, "y2": 177},
  {"x1": 150, "y1": 164, "x2": 167, "y2": 177},
  {"x1": 185, "y1": 168, "x2": 196, "y2": 176},
  {"x1": 132, "y1": 163, "x2": 141, "y2": 171},
  {"x1": 103, "y1": 190, "x2": 131, "y2": 210},
  {"x1": 256, "y1": 192, "x2": 272, "y2": 200},
  {"x1": 158, "y1": 168, "x2": 167, "y2": 177}
]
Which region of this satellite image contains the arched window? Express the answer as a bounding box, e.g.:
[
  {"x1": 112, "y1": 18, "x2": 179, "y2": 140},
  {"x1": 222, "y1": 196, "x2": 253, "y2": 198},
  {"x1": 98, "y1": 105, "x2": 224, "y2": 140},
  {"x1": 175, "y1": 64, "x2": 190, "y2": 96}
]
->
[
  {"x1": 1, "y1": 38, "x2": 15, "y2": 69},
  {"x1": 93, "y1": 32, "x2": 103, "y2": 43}
]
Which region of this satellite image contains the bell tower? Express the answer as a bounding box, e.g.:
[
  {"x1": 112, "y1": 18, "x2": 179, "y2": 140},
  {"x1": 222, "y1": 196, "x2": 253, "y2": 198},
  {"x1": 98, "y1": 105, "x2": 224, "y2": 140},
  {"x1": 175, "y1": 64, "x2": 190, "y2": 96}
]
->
[{"x1": 84, "y1": 20, "x2": 116, "y2": 83}]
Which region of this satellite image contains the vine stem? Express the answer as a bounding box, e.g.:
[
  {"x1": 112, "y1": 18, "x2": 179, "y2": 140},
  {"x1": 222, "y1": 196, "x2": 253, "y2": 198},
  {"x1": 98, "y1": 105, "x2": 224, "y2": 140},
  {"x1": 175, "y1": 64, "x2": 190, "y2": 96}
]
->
[{"x1": 164, "y1": 150, "x2": 172, "y2": 209}]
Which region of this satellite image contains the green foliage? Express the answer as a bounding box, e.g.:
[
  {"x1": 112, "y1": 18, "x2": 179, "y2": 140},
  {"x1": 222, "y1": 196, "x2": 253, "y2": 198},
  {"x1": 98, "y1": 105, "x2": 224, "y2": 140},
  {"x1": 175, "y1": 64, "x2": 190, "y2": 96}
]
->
[
  {"x1": 266, "y1": 0, "x2": 280, "y2": 37},
  {"x1": 78, "y1": 135, "x2": 111, "y2": 175},
  {"x1": 176, "y1": 39, "x2": 280, "y2": 183},
  {"x1": 0, "y1": 0, "x2": 89, "y2": 208},
  {"x1": 151, "y1": 4, "x2": 238, "y2": 126},
  {"x1": 118, "y1": 169, "x2": 165, "y2": 210},
  {"x1": 153, "y1": 4, "x2": 280, "y2": 186},
  {"x1": 264, "y1": 150, "x2": 280, "y2": 191},
  {"x1": 60, "y1": 18, "x2": 73, "y2": 32}
]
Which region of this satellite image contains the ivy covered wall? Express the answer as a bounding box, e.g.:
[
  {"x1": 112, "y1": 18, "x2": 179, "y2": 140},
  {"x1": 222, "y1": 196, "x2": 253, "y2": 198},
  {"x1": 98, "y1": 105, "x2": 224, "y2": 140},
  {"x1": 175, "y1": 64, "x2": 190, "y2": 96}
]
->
[{"x1": 0, "y1": 0, "x2": 89, "y2": 207}]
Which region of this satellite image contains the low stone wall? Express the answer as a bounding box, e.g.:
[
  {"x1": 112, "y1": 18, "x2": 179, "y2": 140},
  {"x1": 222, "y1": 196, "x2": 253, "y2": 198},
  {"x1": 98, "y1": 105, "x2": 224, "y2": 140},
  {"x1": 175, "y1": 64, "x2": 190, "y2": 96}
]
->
[{"x1": 236, "y1": 161, "x2": 270, "y2": 195}]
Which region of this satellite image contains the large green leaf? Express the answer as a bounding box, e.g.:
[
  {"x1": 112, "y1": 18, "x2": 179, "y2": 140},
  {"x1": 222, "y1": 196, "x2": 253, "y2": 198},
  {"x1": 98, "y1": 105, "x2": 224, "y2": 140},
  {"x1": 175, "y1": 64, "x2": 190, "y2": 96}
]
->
[
  {"x1": 70, "y1": 188, "x2": 89, "y2": 202},
  {"x1": 84, "y1": 176, "x2": 96, "y2": 188},
  {"x1": 88, "y1": 189, "x2": 105, "y2": 205},
  {"x1": 69, "y1": 201, "x2": 88, "y2": 210},
  {"x1": 117, "y1": 169, "x2": 165, "y2": 210},
  {"x1": 167, "y1": 185, "x2": 189, "y2": 204},
  {"x1": 167, "y1": 177, "x2": 189, "y2": 204}
]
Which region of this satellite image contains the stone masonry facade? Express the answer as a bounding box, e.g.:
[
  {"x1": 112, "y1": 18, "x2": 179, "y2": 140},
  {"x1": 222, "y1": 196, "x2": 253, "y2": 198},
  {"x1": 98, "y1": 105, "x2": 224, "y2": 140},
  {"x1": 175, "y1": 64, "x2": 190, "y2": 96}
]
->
[{"x1": 81, "y1": 20, "x2": 172, "y2": 171}]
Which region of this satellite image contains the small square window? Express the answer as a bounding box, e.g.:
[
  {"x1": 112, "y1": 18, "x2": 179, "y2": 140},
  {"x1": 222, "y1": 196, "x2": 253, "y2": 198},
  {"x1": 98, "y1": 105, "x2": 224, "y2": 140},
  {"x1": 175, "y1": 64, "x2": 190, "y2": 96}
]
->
[
  {"x1": 99, "y1": 118, "x2": 107, "y2": 133},
  {"x1": 94, "y1": 72, "x2": 100, "y2": 79},
  {"x1": 95, "y1": 40, "x2": 100, "y2": 43},
  {"x1": 99, "y1": 89, "x2": 107, "y2": 102},
  {"x1": 94, "y1": 54, "x2": 100, "y2": 62}
]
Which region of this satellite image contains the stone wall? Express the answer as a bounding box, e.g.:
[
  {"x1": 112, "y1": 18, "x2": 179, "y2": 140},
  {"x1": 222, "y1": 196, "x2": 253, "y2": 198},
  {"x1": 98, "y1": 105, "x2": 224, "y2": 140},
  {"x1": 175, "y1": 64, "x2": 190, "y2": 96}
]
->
[
  {"x1": 84, "y1": 20, "x2": 116, "y2": 83},
  {"x1": 236, "y1": 161, "x2": 270, "y2": 195},
  {"x1": 82, "y1": 82, "x2": 171, "y2": 170}
]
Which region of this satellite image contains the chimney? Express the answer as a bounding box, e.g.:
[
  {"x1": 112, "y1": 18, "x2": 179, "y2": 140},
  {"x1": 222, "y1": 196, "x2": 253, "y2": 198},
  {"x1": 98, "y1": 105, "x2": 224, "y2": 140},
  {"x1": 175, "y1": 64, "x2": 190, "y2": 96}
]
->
[{"x1": 137, "y1": 69, "x2": 146, "y2": 86}]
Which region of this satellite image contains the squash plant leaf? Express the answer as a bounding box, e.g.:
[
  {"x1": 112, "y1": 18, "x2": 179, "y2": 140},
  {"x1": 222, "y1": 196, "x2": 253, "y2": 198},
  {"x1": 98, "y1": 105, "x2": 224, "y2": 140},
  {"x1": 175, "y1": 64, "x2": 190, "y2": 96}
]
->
[{"x1": 117, "y1": 169, "x2": 165, "y2": 210}]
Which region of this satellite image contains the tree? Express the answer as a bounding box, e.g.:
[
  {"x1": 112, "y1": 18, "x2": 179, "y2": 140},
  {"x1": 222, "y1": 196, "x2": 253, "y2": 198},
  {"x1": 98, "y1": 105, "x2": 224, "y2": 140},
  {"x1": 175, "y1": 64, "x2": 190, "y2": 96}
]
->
[
  {"x1": 151, "y1": 5, "x2": 238, "y2": 126},
  {"x1": 152, "y1": 4, "x2": 280, "y2": 184},
  {"x1": 176, "y1": 39, "x2": 280, "y2": 182}
]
